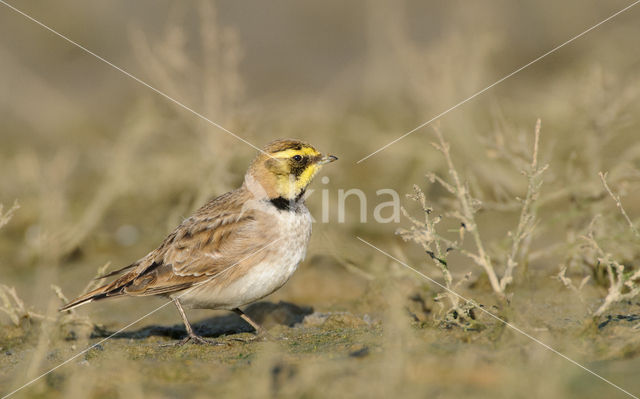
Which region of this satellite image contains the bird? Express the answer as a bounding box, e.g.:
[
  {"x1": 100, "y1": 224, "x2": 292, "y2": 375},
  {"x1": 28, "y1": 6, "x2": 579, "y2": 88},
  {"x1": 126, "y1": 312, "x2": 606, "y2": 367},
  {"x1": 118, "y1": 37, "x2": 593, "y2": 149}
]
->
[{"x1": 60, "y1": 139, "x2": 337, "y2": 345}]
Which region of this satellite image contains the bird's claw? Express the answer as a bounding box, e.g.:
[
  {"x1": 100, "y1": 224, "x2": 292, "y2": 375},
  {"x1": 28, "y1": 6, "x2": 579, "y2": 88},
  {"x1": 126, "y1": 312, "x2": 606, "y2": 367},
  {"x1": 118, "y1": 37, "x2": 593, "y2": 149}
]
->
[{"x1": 163, "y1": 334, "x2": 226, "y2": 347}]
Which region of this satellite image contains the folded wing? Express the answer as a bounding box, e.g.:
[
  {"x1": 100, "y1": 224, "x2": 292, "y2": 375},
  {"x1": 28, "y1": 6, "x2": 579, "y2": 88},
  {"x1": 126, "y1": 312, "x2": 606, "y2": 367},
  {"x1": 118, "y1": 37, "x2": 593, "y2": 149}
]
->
[{"x1": 60, "y1": 191, "x2": 275, "y2": 310}]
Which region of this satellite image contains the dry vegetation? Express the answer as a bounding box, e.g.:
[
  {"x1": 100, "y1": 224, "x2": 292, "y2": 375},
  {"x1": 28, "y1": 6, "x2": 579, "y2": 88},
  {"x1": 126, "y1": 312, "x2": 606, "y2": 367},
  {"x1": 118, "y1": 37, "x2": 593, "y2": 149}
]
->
[
  {"x1": 1, "y1": 1, "x2": 640, "y2": 398},
  {"x1": 397, "y1": 120, "x2": 547, "y2": 325}
]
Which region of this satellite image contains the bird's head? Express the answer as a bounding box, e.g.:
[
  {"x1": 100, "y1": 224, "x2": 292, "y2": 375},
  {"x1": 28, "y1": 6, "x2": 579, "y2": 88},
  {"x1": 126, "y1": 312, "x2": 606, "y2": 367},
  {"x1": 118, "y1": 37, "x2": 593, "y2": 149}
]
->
[{"x1": 245, "y1": 139, "x2": 337, "y2": 201}]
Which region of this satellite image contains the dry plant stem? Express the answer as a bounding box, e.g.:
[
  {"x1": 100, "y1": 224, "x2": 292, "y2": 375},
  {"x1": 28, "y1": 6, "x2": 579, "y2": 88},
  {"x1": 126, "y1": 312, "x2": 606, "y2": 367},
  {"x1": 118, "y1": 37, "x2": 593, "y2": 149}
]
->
[
  {"x1": 52, "y1": 284, "x2": 95, "y2": 337},
  {"x1": 432, "y1": 128, "x2": 503, "y2": 297},
  {"x1": 599, "y1": 171, "x2": 640, "y2": 238},
  {"x1": 500, "y1": 119, "x2": 548, "y2": 290},
  {"x1": 0, "y1": 205, "x2": 52, "y2": 325},
  {"x1": 53, "y1": 264, "x2": 110, "y2": 334},
  {"x1": 555, "y1": 265, "x2": 590, "y2": 304},
  {"x1": 585, "y1": 233, "x2": 640, "y2": 316},
  {"x1": 398, "y1": 186, "x2": 460, "y2": 310},
  {"x1": 0, "y1": 285, "x2": 48, "y2": 325},
  {"x1": 587, "y1": 173, "x2": 640, "y2": 316},
  {"x1": 0, "y1": 200, "x2": 19, "y2": 230},
  {"x1": 82, "y1": 262, "x2": 111, "y2": 295}
]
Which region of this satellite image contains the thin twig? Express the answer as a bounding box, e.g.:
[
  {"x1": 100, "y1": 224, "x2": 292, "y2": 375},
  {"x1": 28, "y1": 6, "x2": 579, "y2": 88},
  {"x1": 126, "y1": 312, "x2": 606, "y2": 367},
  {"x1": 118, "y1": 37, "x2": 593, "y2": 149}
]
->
[
  {"x1": 432, "y1": 127, "x2": 503, "y2": 296},
  {"x1": 500, "y1": 119, "x2": 548, "y2": 290},
  {"x1": 599, "y1": 171, "x2": 640, "y2": 238},
  {"x1": 0, "y1": 200, "x2": 19, "y2": 230}
]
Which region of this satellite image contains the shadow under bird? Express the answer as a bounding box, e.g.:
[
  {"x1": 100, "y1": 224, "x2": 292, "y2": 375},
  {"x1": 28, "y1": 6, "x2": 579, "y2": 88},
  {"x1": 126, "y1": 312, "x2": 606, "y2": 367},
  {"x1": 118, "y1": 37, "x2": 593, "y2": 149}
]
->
[{"x1": 60, "y1": 139, "x2": 337, "y2": 345}]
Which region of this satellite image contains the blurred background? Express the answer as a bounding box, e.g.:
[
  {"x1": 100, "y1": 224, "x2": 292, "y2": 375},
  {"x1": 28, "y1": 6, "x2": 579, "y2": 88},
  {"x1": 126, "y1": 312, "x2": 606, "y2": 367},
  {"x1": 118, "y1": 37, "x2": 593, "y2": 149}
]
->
[{"x1": 1, "y1": 1, "x2": 640, "y2": 397}]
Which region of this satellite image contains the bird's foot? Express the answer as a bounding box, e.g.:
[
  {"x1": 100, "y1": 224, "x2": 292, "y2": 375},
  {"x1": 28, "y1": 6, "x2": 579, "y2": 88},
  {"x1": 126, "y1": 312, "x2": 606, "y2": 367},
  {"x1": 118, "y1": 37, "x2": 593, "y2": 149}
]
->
[{"x1": 163, "y1": 333, "x2": 225, "y2": 347}]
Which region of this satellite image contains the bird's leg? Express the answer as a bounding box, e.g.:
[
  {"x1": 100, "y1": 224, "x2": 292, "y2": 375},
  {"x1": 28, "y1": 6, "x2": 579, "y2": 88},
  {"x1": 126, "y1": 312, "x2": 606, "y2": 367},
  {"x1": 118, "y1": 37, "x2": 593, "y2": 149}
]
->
[
  {"x1": 164, "y1": 298, "x2": 223, "y2": 346},
  {"x1": 232, "y1": 308, "x2": 274, "y2": 341}
]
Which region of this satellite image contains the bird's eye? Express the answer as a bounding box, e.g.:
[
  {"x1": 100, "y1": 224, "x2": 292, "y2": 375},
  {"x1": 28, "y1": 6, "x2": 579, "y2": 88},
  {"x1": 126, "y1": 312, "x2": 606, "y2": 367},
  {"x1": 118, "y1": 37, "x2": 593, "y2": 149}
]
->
[{"x1": 292, "y1": 155, "x2": 303, "y2": 162}]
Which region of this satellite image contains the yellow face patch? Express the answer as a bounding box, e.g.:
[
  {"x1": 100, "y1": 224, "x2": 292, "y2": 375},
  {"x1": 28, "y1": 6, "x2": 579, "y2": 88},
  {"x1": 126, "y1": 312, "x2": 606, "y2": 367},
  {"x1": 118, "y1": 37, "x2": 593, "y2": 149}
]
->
[
  {"x1": 295, "y1": 162, "x2": 320, "y2": 189},
  {"x1": 270, "y1": 146, "x2": 323, "y2": 199}
]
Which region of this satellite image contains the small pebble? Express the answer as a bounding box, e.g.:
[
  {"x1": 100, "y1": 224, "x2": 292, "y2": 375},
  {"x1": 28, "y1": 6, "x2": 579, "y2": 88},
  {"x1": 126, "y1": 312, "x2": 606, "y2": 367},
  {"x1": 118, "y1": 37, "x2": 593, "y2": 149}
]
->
[{"x1": 349, "y1": 345, "x2": 370, "y2": 358}]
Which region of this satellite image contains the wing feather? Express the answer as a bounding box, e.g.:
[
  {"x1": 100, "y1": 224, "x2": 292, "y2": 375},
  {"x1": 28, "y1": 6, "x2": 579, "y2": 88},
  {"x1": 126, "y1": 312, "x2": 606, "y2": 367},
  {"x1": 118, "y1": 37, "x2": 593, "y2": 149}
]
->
[
  {"x1": 116, "y1": 192, "x2": 274, "y2": 295},
  {"x1": 60, "y1": 188, "x2": 277, "y2": 309}
]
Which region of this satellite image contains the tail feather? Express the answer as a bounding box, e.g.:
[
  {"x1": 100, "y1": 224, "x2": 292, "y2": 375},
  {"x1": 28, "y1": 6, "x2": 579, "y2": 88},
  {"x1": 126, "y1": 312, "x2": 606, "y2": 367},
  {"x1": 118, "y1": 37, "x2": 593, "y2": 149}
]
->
[
  {"x1": 59, "y1": 284, "x2": 124, "y2": 311},
  {"x1": 60, "y1": 262, "x2": 144, "y2": 311}
]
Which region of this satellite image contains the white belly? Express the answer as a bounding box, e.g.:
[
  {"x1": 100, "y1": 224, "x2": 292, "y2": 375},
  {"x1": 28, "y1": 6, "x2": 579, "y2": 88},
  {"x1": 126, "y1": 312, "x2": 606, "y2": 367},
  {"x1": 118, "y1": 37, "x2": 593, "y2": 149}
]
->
[{"x1": 177, "y1": 206, "x2": 312, "y2": 310}]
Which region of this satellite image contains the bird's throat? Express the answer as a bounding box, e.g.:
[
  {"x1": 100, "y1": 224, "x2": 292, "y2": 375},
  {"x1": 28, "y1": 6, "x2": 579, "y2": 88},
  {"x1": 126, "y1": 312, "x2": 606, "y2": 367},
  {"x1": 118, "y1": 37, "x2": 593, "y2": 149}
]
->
[{"x1": 269, "y1": 189, "x2": 305, "y2": 211}]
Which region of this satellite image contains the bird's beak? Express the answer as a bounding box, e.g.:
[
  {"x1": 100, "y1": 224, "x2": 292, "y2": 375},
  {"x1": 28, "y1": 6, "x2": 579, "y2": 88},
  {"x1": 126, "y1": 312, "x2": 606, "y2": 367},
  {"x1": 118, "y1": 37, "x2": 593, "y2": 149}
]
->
[{"x1": 317, "y1": 154, "x2": 338, "y2": 165}]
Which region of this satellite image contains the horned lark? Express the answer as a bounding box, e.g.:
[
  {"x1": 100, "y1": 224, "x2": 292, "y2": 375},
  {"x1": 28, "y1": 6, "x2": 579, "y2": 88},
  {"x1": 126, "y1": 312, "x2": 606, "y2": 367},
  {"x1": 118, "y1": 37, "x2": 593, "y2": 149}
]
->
[{"x1": 60, "y1": 139, "x2": 337, "y2": 345}]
